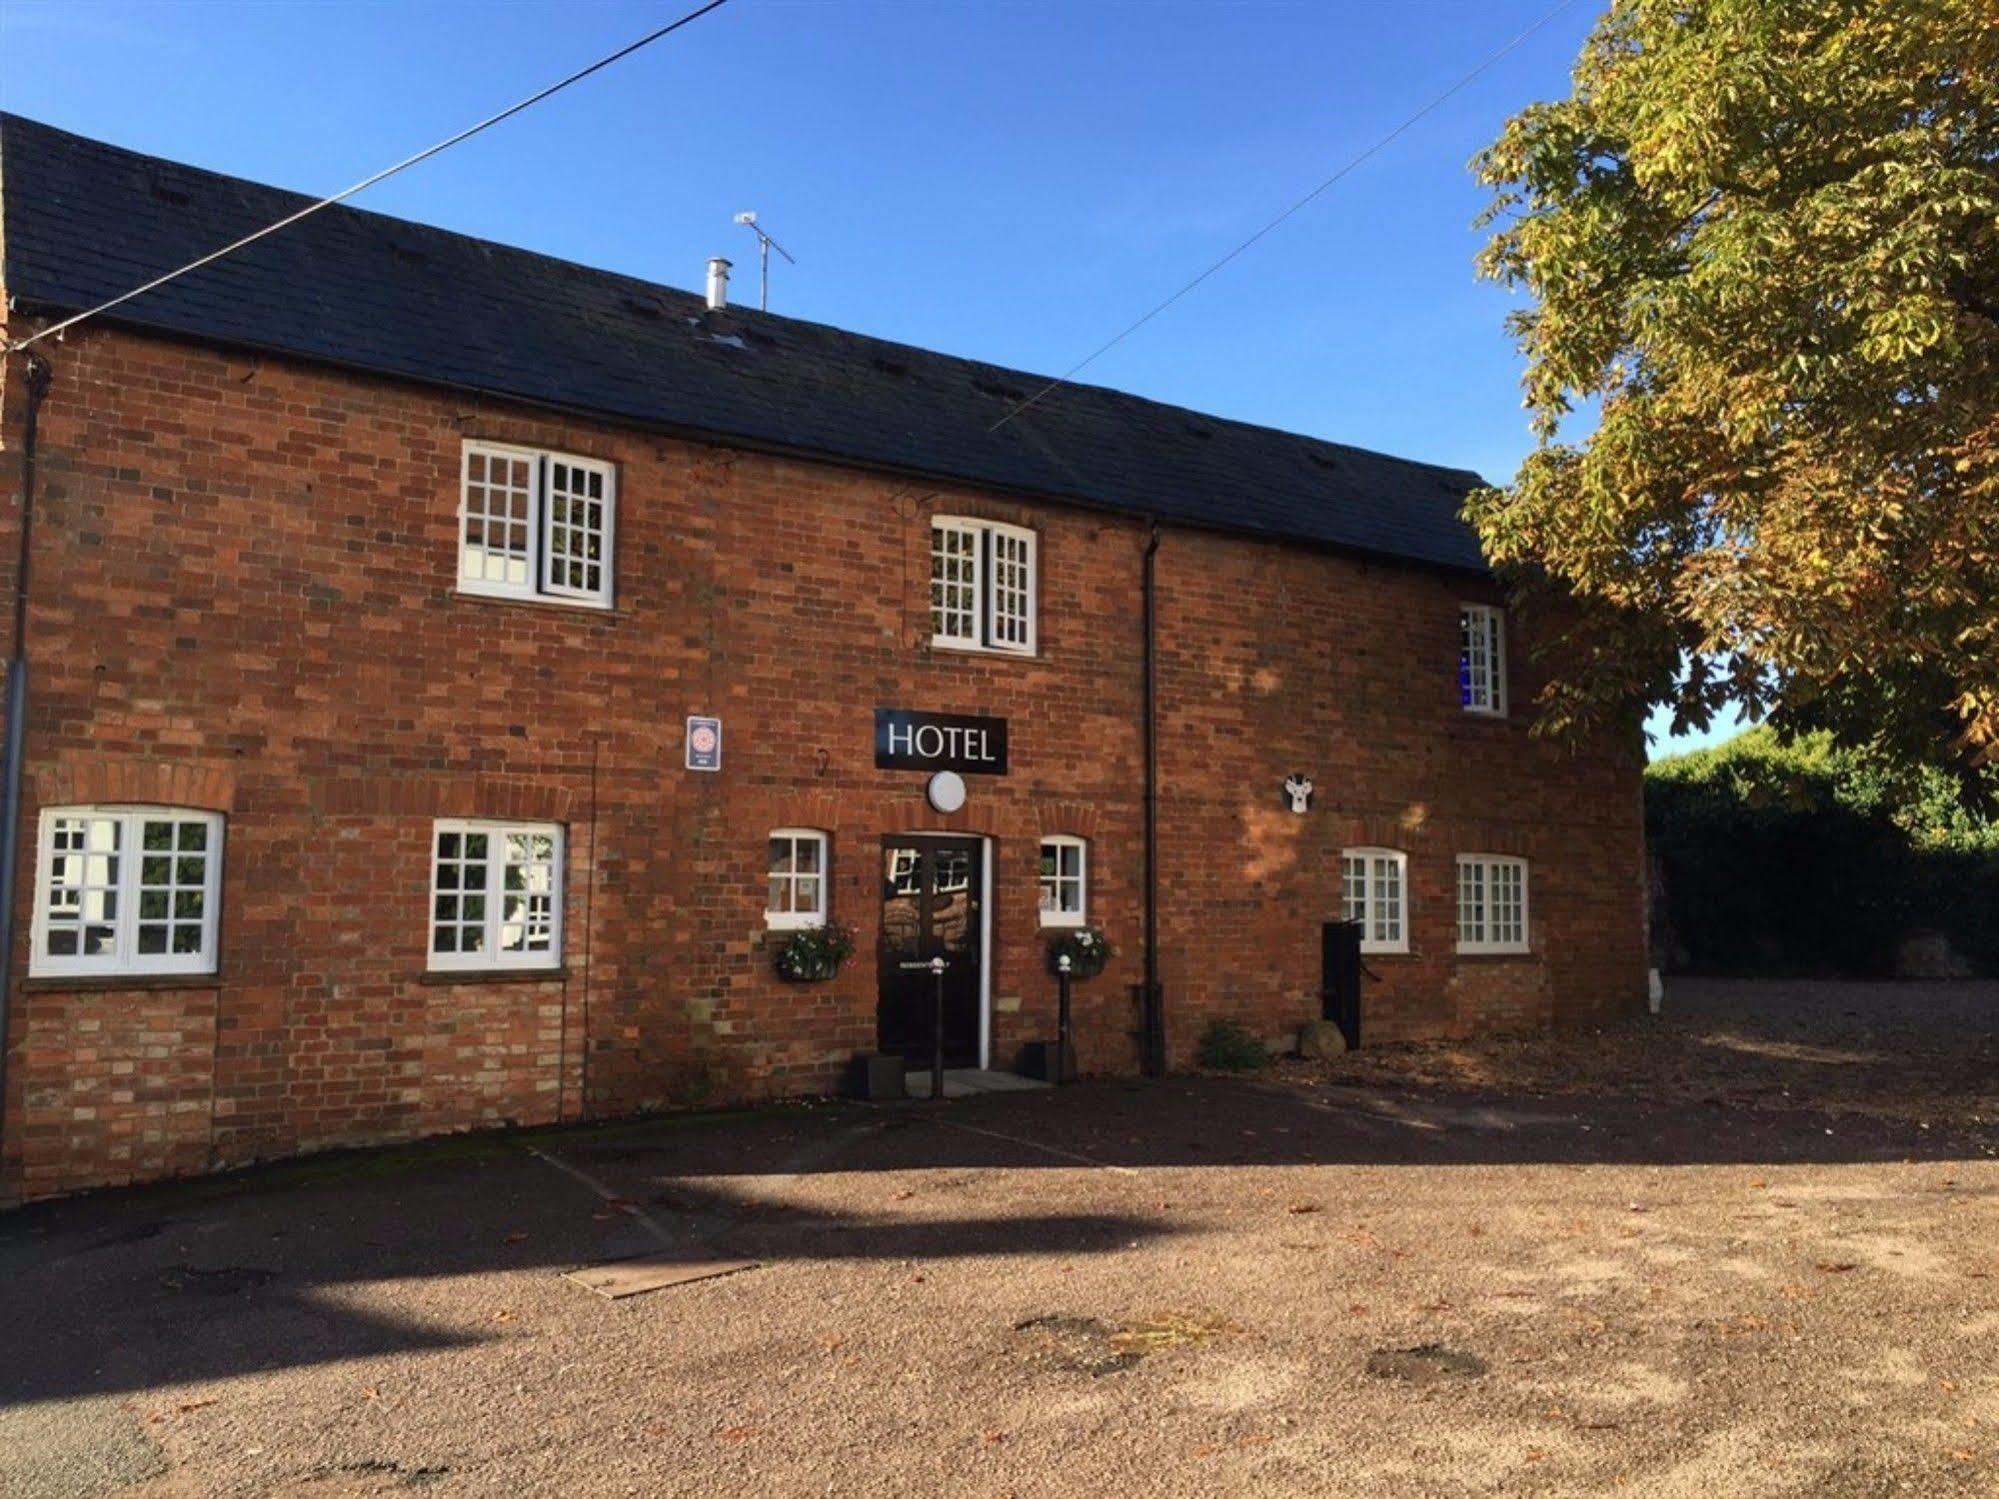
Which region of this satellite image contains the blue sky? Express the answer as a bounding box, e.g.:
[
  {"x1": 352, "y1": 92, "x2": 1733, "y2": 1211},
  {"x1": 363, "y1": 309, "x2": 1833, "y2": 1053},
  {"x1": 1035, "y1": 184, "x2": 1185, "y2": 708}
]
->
[{"x1": 1, "y1": 0, "x2": 1739, "y2": 758}]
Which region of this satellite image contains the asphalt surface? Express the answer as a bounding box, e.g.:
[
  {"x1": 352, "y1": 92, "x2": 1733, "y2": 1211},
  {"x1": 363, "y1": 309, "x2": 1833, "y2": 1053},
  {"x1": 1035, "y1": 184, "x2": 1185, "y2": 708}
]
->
[{"x1": 4, "y1": 980, "x2": 1998, "y2": 1497}]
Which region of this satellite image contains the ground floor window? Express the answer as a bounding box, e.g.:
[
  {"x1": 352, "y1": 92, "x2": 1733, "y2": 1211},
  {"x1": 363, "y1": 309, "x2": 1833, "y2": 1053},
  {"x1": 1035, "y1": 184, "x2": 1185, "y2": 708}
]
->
[
  {"x1": 1038, "y1": 836, "x2": 1086, "y2": 926},
  {"x1": 430, "y1": 820, "x2": 563, "y2": 970},
  {"x1": 31, "y1": 806, "x2": 223, "y2": 977},
  {"x1": 767, "y1": 829, "x2": 829, "y2": 929},
  {"x1": 1341, "y1": 847, "x2": 1408, "y2": 953},
  {"x1": 1456, "y1": 854, "x2": 1528, "y2": 953}
]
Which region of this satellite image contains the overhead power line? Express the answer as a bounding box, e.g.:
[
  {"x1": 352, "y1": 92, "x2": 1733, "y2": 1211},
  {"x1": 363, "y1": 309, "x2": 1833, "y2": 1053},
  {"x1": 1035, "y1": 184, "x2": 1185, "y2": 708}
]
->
[
  {"x1": 988, "y1": 0, "x2": 1584, "y2": 434},
  {"x1": 5, "y1": 0, "x2": 735, "y2": 354}
]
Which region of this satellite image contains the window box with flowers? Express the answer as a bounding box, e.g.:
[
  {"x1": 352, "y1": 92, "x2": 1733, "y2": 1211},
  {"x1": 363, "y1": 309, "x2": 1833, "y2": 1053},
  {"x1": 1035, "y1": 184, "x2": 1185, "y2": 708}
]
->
[
  {"x1": 1046, "y1": 924, "x2": 1113, "y2": 979},
  {"x1": 773, "y1": 920, "x2": 855, "y2": 983}
]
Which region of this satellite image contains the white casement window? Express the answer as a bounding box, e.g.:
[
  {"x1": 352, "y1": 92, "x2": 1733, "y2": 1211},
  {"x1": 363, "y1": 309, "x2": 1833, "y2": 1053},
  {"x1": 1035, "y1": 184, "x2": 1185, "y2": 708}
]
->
[
  {"x1": 1038, "y1": 836, "x2": 1087, "y2": 927},
  {"x1": 1457, "y1": 854, "x2": 1529, "y2": 954},
  {"x1": 1341, "y1": 847, "x2": 1408, "y2": 954},
  {"x1": 31, "y1": 807, "x2": 223, "y2": 978},
  {"x1": 766, "y1": 829, "x2": 829, "y2": 930},
  {"x1": 1459, "y1": 604, "x2": 1506, "y2": 715},
  {"x1": 430, "y1": 820, "x2": 563, "y2": 971},
  {"x1": 460, "y1": 441, "x2": 615, "y2": 608},
  {"x1": 930, "y1": 517, "x2": 1037, "y2": 655}
]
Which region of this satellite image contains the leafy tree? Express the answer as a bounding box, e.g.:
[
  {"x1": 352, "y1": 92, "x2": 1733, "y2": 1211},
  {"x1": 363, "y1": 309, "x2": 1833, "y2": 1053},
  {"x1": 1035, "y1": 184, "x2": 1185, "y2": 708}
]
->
[{"x1": 1470, "y1": 1, "x2": 1999, "y2": 778}]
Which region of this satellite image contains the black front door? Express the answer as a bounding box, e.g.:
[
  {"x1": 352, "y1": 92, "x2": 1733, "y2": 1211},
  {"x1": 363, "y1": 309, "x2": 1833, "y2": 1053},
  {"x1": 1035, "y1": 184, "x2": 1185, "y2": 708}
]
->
[{"x1": 878, "y1": 837, "x2": 983, "y2": 1066}]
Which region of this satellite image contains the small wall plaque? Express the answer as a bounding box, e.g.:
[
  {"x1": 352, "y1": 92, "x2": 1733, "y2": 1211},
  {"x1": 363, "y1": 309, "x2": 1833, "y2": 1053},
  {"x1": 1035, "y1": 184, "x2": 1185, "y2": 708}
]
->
[{"x1": 686, "y1": 716, "x2": 722, "y2": 772}]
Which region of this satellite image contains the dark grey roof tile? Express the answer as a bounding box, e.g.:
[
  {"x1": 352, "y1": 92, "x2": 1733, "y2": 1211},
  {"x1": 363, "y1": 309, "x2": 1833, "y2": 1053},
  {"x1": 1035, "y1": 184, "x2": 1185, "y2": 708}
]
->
[{"x1": 1, "y1": 112, "x2": 1488, "y2": 573}]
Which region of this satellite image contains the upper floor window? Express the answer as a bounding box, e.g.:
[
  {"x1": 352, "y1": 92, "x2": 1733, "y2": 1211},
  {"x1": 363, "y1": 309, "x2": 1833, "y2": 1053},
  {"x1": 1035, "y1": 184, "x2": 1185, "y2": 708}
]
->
[
  {"x1": 460, "y1": 441, "x2": 615, "y2": 609},
  {"x1": 1038, "y1": 836, "x2": 1087, "y2": 927},
  {"x1": 767, "y1": 829, "x2": 829, "y2": 929},
  {"x1": 1459, "y1": 604, "x2": 1506, "y2": 715},
  {"x1": 1456, "y1": 854, "x2": 1528, "y2": 954},
  {"x1": 31, "y1": 807, "x2": 223, "y2": 977},
  {"x1": 1341, "y1": 847, "x2": 1407, "y2": 954},
  {"x1": 931, "y1": 517, "x2": 1036, "y2": 655},
  {"x1": 430, "y1": 820, "x2": 563, "y2": 970}
]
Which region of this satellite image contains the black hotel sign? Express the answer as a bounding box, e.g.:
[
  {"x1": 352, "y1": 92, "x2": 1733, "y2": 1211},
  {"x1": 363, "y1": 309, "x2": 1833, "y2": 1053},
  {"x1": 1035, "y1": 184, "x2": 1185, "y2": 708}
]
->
[{"x1": 874, "y1": 709, "x2": 1008, "y2": 776}]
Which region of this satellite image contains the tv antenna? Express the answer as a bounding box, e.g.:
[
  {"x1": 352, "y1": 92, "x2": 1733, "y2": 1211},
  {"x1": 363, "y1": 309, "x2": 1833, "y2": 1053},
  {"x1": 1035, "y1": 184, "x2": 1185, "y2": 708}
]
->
[{"x1": 733, "y1": 211, "x2": 795, "y2": 311}]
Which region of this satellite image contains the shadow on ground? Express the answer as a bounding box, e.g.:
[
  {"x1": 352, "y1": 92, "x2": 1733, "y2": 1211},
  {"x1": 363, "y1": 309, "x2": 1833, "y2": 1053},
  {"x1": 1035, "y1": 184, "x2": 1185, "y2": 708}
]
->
[{"x1": 2, "y1": 977, "x2": 1994, "y2": 1412}]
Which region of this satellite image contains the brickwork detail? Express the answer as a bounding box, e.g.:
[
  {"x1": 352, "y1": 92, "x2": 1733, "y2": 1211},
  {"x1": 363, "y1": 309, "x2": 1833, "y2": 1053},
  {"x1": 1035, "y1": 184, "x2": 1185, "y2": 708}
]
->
[{"x1": 0, "y1": 324, "x2": 1645, "y2": 1201}]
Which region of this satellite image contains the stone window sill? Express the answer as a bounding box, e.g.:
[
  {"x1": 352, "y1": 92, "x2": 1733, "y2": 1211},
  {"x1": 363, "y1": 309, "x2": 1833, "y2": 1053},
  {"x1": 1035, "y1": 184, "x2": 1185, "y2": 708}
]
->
[
  {"x1": 23, "y1": 972, "x2": 223, "y2": 994},
  {"x1": 415, "y1": 967, "x2": 572, "y2": 987}
]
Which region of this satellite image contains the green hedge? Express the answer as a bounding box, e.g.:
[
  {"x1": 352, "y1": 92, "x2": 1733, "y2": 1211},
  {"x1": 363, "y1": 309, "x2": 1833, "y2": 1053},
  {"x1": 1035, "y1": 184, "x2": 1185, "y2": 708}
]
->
[{"x1": 1646, "y1": 729, "x2": 1999, "y2": 976}]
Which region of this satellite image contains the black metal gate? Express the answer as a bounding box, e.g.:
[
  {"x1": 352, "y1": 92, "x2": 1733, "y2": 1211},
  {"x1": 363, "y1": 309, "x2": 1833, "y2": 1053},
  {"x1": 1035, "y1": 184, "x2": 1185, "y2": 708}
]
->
[{"x1": 1321, "y1": 920, "x2": 1363, "y2": 1050}]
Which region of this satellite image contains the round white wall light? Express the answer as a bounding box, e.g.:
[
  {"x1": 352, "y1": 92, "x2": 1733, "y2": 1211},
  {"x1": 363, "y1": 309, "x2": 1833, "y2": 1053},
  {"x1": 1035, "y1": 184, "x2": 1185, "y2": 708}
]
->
[{"x1": 926, "y1": 770, "x2": 967, "y2": 813}]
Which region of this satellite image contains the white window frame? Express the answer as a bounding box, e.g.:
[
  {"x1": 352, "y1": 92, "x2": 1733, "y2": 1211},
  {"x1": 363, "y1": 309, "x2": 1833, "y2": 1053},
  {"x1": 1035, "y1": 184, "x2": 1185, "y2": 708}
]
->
[
  {"x1": 459, "y1": 440, "x2": 616, "y2": 610},
  {"x1": 1459, "y1": 603, "x2": 1507, "y2": 716},
  {"x1": 930, "y1": 516, "x2": 1037, "y2": 656},
  {"x1": 30, "y1": 806, "x2": 224, "y2": 978},
  {"x1": 766, "y1": 828, "x2": 830, "y2": 931},
  {"x1": 1456, "y1": 854, "x2": 1529, "y2": 955},
  {"x1": 1341, "y1": 847, "x2": 1409, "y2": 954},
  {"x1": 1038, "y1": 835, "x2": 1087, "y2": 928},
  {"x1": 428, "y1": 819, "x2": 565, "y2": 972}
]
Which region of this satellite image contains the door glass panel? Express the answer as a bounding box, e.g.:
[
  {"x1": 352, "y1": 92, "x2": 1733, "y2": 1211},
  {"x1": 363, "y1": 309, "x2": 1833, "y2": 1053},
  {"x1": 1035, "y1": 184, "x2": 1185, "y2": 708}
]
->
[
  {"x1": 881, "y1": 846, "x2": 922, "y2": 959},
  {"x1": 930, "y1": 847, "x2": 974, "y2": 955}
]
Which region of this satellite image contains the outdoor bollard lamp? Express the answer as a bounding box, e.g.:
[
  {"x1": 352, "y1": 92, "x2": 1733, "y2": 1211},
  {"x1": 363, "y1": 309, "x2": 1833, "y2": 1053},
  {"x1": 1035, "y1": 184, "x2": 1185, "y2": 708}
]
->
[
  {"x1": 1057, "y1": 953, "x2": 1075, "y2": 1085},
  {"x1": 928, "y1": 955, "x2": 947, "y2": 1102}
]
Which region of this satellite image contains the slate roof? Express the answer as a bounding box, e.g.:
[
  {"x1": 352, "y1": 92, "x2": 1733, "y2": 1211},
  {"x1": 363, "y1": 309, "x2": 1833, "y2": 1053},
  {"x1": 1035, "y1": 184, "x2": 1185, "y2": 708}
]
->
[{"x1": 0, "y1": 112, "x2": 1490, "y2": 574}]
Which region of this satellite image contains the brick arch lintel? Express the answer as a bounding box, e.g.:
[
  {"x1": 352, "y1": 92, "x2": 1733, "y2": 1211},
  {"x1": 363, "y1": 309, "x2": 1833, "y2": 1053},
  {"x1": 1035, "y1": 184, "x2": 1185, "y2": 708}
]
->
[{"x1": 37, "y1": 757, "x2": 238, "y2": 813}]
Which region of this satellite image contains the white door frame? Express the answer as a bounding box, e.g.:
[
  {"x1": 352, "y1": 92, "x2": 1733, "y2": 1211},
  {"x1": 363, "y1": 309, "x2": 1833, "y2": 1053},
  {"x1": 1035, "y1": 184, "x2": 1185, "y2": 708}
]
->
[{"x1": 891, "y1": 831, "x2": 993, "y2": 1071}]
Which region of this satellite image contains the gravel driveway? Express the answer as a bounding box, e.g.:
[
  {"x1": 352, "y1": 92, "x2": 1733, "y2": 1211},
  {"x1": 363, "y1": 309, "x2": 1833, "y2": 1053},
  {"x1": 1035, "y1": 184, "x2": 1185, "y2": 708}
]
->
[{"x1": 3, "y1": 979, "x2": 1997, "y2": 1497}]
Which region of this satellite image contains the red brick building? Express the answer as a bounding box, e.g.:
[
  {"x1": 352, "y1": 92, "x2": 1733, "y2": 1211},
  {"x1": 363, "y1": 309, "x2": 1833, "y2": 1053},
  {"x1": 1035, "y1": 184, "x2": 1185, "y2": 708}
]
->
[{"x1": 0, "y1": 116, "x2": 1644, "y2": 1202}]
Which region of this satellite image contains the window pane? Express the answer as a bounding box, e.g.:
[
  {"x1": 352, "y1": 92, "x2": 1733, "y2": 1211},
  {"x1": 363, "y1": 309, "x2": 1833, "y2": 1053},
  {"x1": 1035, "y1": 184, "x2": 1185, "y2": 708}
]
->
[
  {"x1": 463, "y1": 449, "x2": 536, "y2": 587},
  {"x1": 930, "y1": 524, "x2": 980, "y2": 641},
  {"x1": 990, "y1": 529, "x2": 1033, "y2": 648},
  {"x1": 544, "y1": 460, "x2": 612, "y2": 601}
]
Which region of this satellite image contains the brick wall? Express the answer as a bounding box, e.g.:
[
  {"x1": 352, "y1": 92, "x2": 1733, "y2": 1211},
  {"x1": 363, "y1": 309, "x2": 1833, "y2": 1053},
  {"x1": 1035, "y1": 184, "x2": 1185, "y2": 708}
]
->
[{"x1": 0, "y1": 320, "x2": 1644, "y2": 1202}]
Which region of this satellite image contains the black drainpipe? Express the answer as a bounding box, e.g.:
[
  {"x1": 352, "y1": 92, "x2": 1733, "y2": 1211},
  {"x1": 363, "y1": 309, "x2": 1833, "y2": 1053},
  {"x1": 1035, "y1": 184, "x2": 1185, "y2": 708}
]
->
[
  {"x1": 1139, "y1": 519, "x2": 1164, "y2": 1077},
  {"x1": 0, "y1": 351, "x2": 54, "y2": 1150}
]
